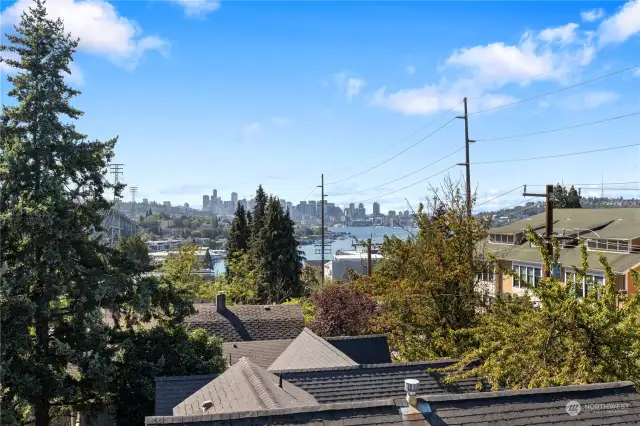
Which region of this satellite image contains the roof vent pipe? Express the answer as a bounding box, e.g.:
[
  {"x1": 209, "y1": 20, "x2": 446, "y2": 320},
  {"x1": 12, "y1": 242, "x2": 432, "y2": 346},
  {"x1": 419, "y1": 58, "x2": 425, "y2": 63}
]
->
[
  {"x1": 405, "y1": 379, "x2": 419, "y2": 406},
  {"x1": 216, "y1": 292, "x2": 226, "y2": 313},
  {"x1": 201, "y1": 400, "x2": 213, "y2": 412}
]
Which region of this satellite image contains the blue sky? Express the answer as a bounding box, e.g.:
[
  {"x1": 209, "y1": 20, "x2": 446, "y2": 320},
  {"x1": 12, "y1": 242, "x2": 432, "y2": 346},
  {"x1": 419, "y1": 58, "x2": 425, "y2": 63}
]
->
[{"x1": 1, "y1": 0, "x2": 640, "y2": 213}]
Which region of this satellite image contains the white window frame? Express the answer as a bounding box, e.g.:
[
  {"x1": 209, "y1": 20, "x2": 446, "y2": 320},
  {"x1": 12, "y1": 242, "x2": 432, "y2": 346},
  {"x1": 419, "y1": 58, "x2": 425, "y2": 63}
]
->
[
  {"x1": 586, "y1": 238, "x2": 631, "y2": 254},
  {"x1": 564, "y1": 270, "x2": 605, "y2": 299},
  {"x1": 490, "y1": 234, "x2": 516, "y2": 245},
  {"x1": 512, "y1": 263, "x2": 542, "y2": 288}
]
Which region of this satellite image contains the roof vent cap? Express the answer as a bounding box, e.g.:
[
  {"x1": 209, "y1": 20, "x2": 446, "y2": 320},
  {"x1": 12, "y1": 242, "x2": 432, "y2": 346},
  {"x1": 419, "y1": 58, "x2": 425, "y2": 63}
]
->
[
  {"x1": 201, "y1": 400, "x2": 213, "y2": 412},
  {"x1": 405, "y1": 379, "x2": 419, "y2": 394}
]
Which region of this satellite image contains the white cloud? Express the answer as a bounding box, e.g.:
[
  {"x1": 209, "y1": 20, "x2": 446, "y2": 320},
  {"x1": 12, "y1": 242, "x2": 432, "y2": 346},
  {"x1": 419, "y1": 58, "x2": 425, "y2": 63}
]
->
[
  {"x1": 634, "y1": 68, "x2": 640, "y2": 77},
  {"x1": 269, "y1": 116, "x2": 293, "y2": 127},
  {"x1": 240, "y1": 122, "x2": 262, "y2": 142},
  {"x1": 1, "y1": 50, "x2": 84, "y2": 86},
  {"x1": 406, "y1": 65, "x2": 416, "y2": 75},
  {"x1": 0, "y1": 0, "x2": 169, "y2": 70},
  {"x1": 328, "y1": 71, "x2": 366, "y2": 100},
  {"x1": 598, "y1": 0, "x2": 640, "y2": 46},
  {"x1": 538, "y1": 23, "x2": 580, "y2": 44},
  {"x1": 581, "y1": 8, "x2": 605, "y2": 23},
  {"x1": 579, "y1": 90, "x2": 621, "y2": 109},
  {"x1": 172, "y1": 0, "x2": 221, "y2": 17}
]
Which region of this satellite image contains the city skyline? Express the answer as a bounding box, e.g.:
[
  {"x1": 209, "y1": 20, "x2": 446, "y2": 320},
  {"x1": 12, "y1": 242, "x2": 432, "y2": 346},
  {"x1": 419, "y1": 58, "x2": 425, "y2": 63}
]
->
[{"x1": 1, "y1": 0, "x2": 639, "y2": 212}]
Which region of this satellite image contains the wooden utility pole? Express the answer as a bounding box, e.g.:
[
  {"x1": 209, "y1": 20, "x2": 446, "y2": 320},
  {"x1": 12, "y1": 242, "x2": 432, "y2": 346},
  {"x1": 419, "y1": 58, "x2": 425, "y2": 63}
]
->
[
  {"x1": 523, "y1": 184, "x2": 555, "y2": 278},
  {"x1": 456, "y1": 98, "x2": 474, "y2": 217},
  {"x1": 367, "y1": 238, "x2": 372, "y2": 277},
  {"x1": 319, "y1": 174, "x2": 325, "y2": 286}
]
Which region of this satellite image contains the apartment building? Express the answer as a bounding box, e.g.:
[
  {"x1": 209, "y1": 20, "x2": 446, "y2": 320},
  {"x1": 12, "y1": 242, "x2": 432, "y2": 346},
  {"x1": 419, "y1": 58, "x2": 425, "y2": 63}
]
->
[{"x1": 479, "y1": 208, "x2": 640, "y2": 299}]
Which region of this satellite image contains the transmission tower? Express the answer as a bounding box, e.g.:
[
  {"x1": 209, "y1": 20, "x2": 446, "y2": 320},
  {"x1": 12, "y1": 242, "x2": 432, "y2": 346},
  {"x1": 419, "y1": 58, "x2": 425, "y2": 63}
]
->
[
  {"x1": 130, "y1": 186, "x2": 139, "y2": 235},
  {"x1": 107, "y1": 164, "x2": 125, "y2": 247}
]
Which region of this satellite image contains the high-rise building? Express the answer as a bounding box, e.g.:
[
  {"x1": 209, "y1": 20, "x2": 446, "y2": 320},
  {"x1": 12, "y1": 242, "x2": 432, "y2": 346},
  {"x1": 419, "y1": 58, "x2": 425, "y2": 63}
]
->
[
  {"x1": 231, "y1": 192, "x2": 238, "y2": 207},
  {"x1": 212, "y1": 189, "x2": 218, "y2": 200},
  {"x1": 308, "y1": 200, "x2": 317, "y2": 217},
  {"x1": 203, "y1": 195, "x2": 210, "y2": 208},
  {"x1": 349, "y1": 203, "x2": 355, "y2": 210},
  {"x1": 388, "y1": 210, "x2": 396, "y2": 218},
  {"x1": 142, "y1": 198, "x2": 149, "y2": 204},
  {"x1": 163, "y1": 201, "x2": 171, "y2": 207},
  {"x1": 184, "y1": 203, "x2": 190, "y2": 209},
  {"x1": 373, "y1": 202, "x2": 380, "y2": 216},
  {"x1": 358, "y1": 203, "x2": 364, "y2": 209}
]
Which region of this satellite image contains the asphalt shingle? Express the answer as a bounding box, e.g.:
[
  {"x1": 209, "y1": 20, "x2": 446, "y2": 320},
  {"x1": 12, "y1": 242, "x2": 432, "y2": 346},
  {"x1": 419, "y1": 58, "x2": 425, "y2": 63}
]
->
[
  {"x1": 268, "y1": 328, "x2": 358, "y2": 372},
  {"x1": 173, "y1": 357, "x2": 318, "y2": 416},
  {"x1": 186, "y1": 303, "x2": 305, "y2": 342},
  {"x1": 146, "y1": 381, "x2": 640, "y2": 425},
  {"x1": 155, "y1": 374, "x2": 218, "y2": 416}
]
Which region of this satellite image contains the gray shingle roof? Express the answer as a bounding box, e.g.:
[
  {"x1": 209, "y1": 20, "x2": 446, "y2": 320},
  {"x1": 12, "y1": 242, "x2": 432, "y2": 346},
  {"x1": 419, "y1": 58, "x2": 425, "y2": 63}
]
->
[
  {"x1": 145, "y1": 381, "x2": 640, "y2": 425},
  {"x1": 325, "y1": 335, "x2": 392, "y2": 364},
  {"x1": 186, "y1": 303, "x2": 305, "y2": 342},
  {"x1": 222, "y1": 334, "x2": 392, "y2": 369},
  {"x1": 278, "y1": 359, "x2": 481, "y2": 403},
  {"x1": 155, "y1": 374, "x2": 217, "y2": 416},
  {"x1": 173, "y1": 357, "x2": 318, "y2": 416},
  {"x1": 268, "y1": 328, "x2": 358, "y2": 372}
]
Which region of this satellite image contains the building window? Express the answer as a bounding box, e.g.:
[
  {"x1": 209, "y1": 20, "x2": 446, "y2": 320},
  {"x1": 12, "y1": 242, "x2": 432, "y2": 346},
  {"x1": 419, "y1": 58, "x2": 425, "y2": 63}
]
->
[
  {"x1": 512, "y1": 264, "x2": 542, "y2": 288},
  {"x1": 565, "y1": 271, "x2": 605, "y2": 298},
  {"x1": 478, "y1": 271, "x2": 495, "y2": 282},
  {"x1": 490, "y1": 234, "x2": 516, "y2": 244},
  {"x1": 586, "y1": 239, "x2": 631, "y2": 253}
]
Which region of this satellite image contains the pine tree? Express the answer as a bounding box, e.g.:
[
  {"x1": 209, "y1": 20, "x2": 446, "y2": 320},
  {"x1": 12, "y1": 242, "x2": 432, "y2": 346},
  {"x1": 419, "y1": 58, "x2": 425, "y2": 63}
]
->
[
  {"x1": 0, "y1": 2, "x2": 119, "y2": 423},
  {"x1": 258, "y1": 198, "x2": 303, "y2": 303},
  {"x1": 567, "y1": 185, "x2": 582, "y2": 208},
  {"x1": 552, "y1": 184, "x2": 569, "y2": 208},
  {"x1": 204, "y1": 248, "x2": 213, "y2": 269},
  {"x1": 249, "y1": 185, "x2": 268, "y2": 272},
  {"x1": 225, "y1": 202, "x2": 251, "y2": 276}
]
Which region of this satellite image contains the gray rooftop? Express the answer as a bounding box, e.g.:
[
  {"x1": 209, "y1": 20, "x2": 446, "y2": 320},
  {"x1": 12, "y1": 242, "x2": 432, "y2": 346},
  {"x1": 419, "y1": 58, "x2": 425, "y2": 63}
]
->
[
  {"x1": 491, "y1": 207, "x2": 640, "y2": 238},
  {"x1": 268, "y1": 328, "x2": 358, "y2": 372},
  {"x1": 146, "y1": 381, "x2": 640, "y2": 425},
  {"x1": 278, "y1": 359, "x2": 481, "y2": 404},
  {"x1": 173, "y1": 357, "x2": 318, "y2": 416},
  {"x1": 155, "y1": 374, "x2": 217, "y2": 416},
  {"x1": 222, "y1": 334, "x2": 391, "y2": 369},
  {"x1": 186, "y1": 302, "x2": 305, "y2": 342}
]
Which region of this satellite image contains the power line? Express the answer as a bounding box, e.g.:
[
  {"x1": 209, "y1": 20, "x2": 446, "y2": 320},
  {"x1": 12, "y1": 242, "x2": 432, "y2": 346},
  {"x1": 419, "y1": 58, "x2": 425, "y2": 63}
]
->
[
  {"x1": 469, "y1": 63, "x2": 639, "y2": 116},
  {"x1": 475, "y1": 111, "x2": 640, "y2": 142},
  {"x1": 475, "y1": 185, "x2": 524, "y2": 208},
  {"x1": 350, "y1": 164, "x2": 458, "y2": 205},
  {"x1": 470, "y1": 143, "x2": 640, "y2": 165},
  {"x1": 328, "y1": 146, "x2": 464, "y2": 197},
  {"x1": 325, "y1": 99, "x2": 464, "y2": 177},
  {"x1": 468, "y1": 57, "x2": 584, "y2": 101},
  {"x1": 302, "y1": 186, "x2": 317, "y2": 201},
  {"x1": 526, "y1": 181, "x2": 640, "y2": 187},
  {"x1": 327, "y1": 117, "x2": 458, "y2": 185}
]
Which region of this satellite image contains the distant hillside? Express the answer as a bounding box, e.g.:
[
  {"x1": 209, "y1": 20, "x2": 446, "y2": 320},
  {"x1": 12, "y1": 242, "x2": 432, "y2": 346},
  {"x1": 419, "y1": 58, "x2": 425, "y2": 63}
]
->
[{"x1": 481, "y1": 197, "x2": 640, "y2": 229}]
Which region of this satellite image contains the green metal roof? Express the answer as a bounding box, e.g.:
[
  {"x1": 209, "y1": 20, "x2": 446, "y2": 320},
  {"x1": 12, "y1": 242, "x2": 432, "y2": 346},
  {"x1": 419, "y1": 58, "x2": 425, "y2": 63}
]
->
[{"x1": 491, "y1": 208, "x2": 640, "y2": 239}]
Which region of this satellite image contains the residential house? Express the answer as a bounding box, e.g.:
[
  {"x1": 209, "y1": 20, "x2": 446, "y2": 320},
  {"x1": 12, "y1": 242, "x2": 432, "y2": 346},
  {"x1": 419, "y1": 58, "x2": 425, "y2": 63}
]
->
[
  {"x1": 479, "y1": 208, "x2": 640, "y2": 299},
  {"x1": 148, "y1": 326, "x2": 640, "y2": 424}
]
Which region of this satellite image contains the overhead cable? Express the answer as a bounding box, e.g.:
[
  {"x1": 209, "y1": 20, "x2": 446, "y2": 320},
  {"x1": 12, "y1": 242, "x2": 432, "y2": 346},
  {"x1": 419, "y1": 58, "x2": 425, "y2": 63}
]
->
[
  {"x1": 475, "y1": 111, "x2": 640, "y2": 142},
  {"x1": 350, "y1": 164, "x2": 459, "y2": 205},
  {"x1": 325, "y1": 99, "x2": 464, "y2": 177},
  {"x1": 327, "y1": 117, "x2": 458, "y2": 185},
  {"x1": 475, "y1": 186, "x2": 524, "y2": 208},
  {"x1": 328, "y1": 147, "x2": 465, "y2": 197},
  {"x1": 469, "y1": 64, "x2": 639, "y2": 116},
  {"x1": 470, "y1": 143, "x2": 640, "y2": 165}
]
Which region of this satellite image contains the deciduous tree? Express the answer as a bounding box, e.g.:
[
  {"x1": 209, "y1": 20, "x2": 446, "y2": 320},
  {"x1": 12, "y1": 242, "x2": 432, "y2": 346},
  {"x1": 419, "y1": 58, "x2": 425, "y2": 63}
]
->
[{"x1": 309, "y1": 284, "x2": 379, "y2": 337}]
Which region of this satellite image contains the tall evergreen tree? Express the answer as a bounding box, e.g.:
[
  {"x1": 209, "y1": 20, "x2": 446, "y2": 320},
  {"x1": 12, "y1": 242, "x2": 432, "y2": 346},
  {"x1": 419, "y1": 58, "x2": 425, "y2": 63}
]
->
[
  {"x1": 0, "y1": 2, "x2": 119, "y2": 423},
  {"x1": 567, "y1": 185, "x2": 582, "y2": 208},
  {"x1": 552, "y1": 184, "x2": 569, "y2": 208},
  {"x1": 225, "y1": 202, "x2": 250, "y2": 276},
  {"x1": 258, "y1": 198, "x2": 303, "y2": 303}
]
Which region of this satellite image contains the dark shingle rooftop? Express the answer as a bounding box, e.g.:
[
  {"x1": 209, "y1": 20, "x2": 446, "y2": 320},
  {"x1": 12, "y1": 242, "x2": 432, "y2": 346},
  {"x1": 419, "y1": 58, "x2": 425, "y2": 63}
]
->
[
  {"x1": 278, "y1": 359, "x2": 481, "y2": 403},
  {"x1": 146, "y1": 381, "x2": 640, "y2": 425},
  {"x1": 173, "y1": 357, "x2": 318, "y2": 416},
  {"x1": 268, "y1": 328, "x2": 358, "y2": 372},
  {"x1": 222, "y1": 334, "x2": 392, "y2": 369},
  {"x1": 186, "y1": 302, "x2": 305, "y2": 342},
  {"x1": 155, "y1": 374, "x2": 218, "y2": 416}
]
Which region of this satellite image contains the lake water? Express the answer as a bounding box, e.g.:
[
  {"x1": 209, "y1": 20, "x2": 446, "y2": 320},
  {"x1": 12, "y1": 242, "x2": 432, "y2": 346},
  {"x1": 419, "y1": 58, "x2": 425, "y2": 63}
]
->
[{"x1": 211, "y1": 226, "x2": 413, "y2": 275}]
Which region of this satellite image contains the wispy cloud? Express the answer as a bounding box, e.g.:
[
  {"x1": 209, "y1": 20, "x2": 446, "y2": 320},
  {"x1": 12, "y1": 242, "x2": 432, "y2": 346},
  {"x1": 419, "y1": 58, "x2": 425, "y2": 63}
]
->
[
  {"x1": 171, "y1": 0, "x2": 221, "y2": 18},
  {"x1": 406, "y1": 65, "x2": 416, "y2": 75},
  {"x1": 1, "y1": 0, "x2": 169, "y2": 70},
  {"x1": 326, "y1": 71, "x2": 366, "y2": 100},
  {"x1": 581, "y1": 8, "x2": 605, "y2": 23},
  {"x1": 371, "y1": 0, "x2": 640, "y2": 117},
  {"x1": 238, "y1": 116, "x2": 293, "y2": 143}
]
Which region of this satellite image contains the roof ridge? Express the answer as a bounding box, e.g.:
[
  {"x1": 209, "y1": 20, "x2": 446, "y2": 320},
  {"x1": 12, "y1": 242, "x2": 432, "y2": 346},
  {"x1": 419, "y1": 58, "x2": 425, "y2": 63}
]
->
[
  {"x1": 302, "y1": 328, "x2": 357, "y2": 364},
  {"x1": 237, "y1": 358, "x2": 279, "y2": 410}
]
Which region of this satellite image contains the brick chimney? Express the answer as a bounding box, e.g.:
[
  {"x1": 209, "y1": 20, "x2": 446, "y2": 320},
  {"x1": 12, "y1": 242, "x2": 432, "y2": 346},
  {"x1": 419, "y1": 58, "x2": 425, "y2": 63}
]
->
[{"x1": 216, "y1": 292, "x2": 226, "y2": 313}]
